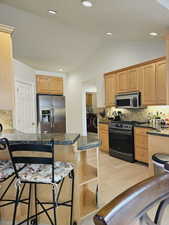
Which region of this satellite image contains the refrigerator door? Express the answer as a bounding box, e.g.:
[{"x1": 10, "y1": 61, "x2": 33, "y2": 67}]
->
[
  {"x1": 52, "y1": 96, "x2": 66, "y2": 133},
  {"x1": 37, "y1": 95, "x2": 53, "y2": 133}
]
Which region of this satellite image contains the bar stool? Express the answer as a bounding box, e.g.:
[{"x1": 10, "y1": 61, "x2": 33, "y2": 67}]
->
[
  {"x1": 0, "y1": 138, "x2": 24, "y2": 209},
  {"x1": 4, "y1": 138, "x2": 74, "y2": 225}
]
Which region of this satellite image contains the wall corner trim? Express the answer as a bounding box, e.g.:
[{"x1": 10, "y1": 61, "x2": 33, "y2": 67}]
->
[{"x1": 0, "y1": 24, "x2": 15, "y2": 34}]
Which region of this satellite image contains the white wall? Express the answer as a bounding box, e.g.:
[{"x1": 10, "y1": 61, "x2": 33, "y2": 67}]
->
[
  {"x1": 66, "y1": 39, "x2": 166, "y2": 135},
  {"x1": 13, "y1": 59, "x2": 35, "y2": 83}
]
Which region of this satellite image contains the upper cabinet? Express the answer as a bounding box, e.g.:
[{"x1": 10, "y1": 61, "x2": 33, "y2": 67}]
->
[
  {"x1": 36, "y1": 75, "x2": 64, "y2": 95},
  {"x1": 0, "y1": 25, "x2": 15, "y2": 110},
  {"x1": 104, "y1": 57, "x2": 167, "y2": 107},
  {"x1": 142, "y1": 63, "x2": 156, "y2": 105},
  {"x1": 156, "y1": 60, "x2": 166, "y2": 105},
  {"x1": 116, "y1": 69, "x2": 138, "y2": 93},
  {"x1": 105, "y1": 74, "x2": 116, "y2": 107}
]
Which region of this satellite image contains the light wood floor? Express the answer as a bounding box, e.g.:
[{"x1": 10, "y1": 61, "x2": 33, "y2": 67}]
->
[{"x1": 82, "y1": 151, "x2": 149, "y2": 225}]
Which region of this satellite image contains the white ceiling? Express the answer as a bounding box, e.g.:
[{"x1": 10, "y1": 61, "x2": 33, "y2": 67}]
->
[{"x1": 0, "y1": 0, "x2": 169, "y2": 72}]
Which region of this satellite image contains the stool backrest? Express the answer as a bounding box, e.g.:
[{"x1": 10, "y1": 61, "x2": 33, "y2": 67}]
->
[{"x1": 3, "y1": 138, "x2": 55, "y2": 182}]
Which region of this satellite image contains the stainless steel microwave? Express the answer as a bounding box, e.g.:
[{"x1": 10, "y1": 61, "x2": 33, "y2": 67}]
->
[{"x1": 115, "y1": 92, "x2": 141, "y2": 108}]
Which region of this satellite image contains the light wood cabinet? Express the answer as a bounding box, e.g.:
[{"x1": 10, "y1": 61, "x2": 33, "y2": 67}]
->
[
  {"x1": 142, "y1": 63, "x2": 156, "y2": 105},
  {"x1": 104, "y1": 57, "x2": 167, "y2": 107},
  {"x1": 99, "y1": 123, "x2": 109, "y2": 152},
  {"x1": 128, "y1": 68, "x2": 138, "y2": 92},
  {"x1": 0, "y1": 25, "x2": 14, "y2": 110},
  {"x1": 86, "y1": 93, "x2": 93, "y2": 106},
  {"x1": 36, "y1": 75, "x2": 64, "y2": 95},
  {"x1": 156, "y1": 60, "x2": 166, "y2": 105},
  {"x1": 134, "y1": 127, "x2": 152, "y2": 164},
  {"x1": 105, "y1": 74, "x2": 116, "y2": 107},
  {"x1": 116, "y1": 71, "x2": 129, "y2": 93}
]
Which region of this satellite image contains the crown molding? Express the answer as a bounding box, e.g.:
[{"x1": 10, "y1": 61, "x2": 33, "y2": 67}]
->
[{"x1": 0, "y1": 24, "x2": 15, "y2": 34}]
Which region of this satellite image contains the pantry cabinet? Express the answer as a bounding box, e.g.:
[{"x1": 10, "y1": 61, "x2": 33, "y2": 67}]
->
[
  {"x1": 104, "y1": 57, "x2": 167, "y2": 107},
  {"x1": 105, "y1": 74, "x2": 116, "y2": 107},
  {"x1": 36, "y1": 75, "x2": 63, "y2": 95}
]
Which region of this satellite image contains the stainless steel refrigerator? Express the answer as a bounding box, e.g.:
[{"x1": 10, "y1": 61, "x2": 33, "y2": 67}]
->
[{"x1": 37, "y1": 94, "x2": 66, "y2": 133}]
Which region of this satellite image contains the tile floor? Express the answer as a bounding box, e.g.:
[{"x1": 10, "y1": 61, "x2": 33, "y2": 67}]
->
[{"x1": 82, "y1": 151, "x2": 150, "y2": 225}]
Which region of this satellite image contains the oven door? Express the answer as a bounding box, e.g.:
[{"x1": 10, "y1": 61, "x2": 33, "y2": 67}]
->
[{"x1": 109, "y1": 128, "x2": 135, "y2": 162}]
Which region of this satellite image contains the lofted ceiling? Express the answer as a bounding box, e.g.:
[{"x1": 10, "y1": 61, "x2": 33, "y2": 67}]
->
[{"x1": 0, "y1": 0, "x2": 169, "y2": 72}]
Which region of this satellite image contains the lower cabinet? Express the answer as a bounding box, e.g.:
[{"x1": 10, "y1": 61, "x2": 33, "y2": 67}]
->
[
  {"x1": 134, "y1": 127, "x2": 152, "y2": 164},
  {"x1": 99, "y1": 123, "x2": 109, "y2": 152}
]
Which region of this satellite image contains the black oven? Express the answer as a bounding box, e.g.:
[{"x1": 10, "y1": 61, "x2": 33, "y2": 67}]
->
[{"x1": 109, "y1": 122, "x2": 135, "y2": 162}]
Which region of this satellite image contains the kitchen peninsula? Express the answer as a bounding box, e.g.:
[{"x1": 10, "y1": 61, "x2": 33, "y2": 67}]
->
[{"x1": 0, "y1": 130, "x2": 100, "y2": 225}]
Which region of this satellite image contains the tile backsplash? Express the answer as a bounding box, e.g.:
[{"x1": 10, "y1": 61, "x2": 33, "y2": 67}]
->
[
  {"x1": 0, "y1": 110, "x2": 13, "y2": 129},
  {"x1": 105, "y1": 106, "x2": 169, "y2": 122}
]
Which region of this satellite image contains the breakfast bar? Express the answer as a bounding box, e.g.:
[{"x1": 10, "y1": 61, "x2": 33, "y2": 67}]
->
[{"x1": 0, "y1": 130, "x2": 100, "y2": 225}]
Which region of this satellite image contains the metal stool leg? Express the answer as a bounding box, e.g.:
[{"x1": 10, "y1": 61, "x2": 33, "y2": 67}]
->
[
  {"x1": 34, "y1": 183, "x2": 38, "y2": 225},
  {"x1": 12, "y1": 186, "x2": 20, "y2": 225},
  {"x1": 70, "y1": 170, "x2": 74, "y2": 225},
  {"x1": 27, "y1": 183, "x2": 32, "y2": 225},
  {"x1": 52, "y1": 187, "x2": 57, "y2": 225}
]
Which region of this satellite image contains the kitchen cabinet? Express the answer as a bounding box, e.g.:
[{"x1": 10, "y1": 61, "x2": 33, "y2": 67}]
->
[
  {"x1": 86, "y1": 93, "x2": 93, "y2": 106},
  {"x1": 36, "y1": 75, "x2": 63, "y2": 95},
  {"x1": 134, "y1": 127, "x2": 152, "y2": 164},
  {"x1": 156, "y1": 60, "x2": 166, "y2": 105},
  {"x1": 99, "y1": 123, "x2": 109, "y2": 152},
  {"x1": 142, "y1": 63, "x2": 156, "y2": 105},
  {"x1": 116, "y1": 70, "x2": 129, "y2": 93},
  {"x1": 128, "y1": 68, "x2": 138, "y2": 92},
  {"x1": 0, "y1": 25, "x2": 14, "y2": 110},
  {"x1": 105, "y1": 74, "x2": 116, "y2": 107},
  {"x1": 104, "y1": 57, "x2": 167, "y2": 107}
]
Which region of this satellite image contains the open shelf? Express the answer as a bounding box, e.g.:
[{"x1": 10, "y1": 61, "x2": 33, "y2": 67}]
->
[
  {"x1": 79, "y1": 164, "x2": 98, "y2": 185},
  {"x1": 80, "y1": 186, "x2": 98, "y2": 219}
]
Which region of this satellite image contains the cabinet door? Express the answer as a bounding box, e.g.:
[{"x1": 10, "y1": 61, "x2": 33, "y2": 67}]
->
[
  {"x1": 142, "y1": 63, "x2": 156, "y2": 105},
  {"x1": 156, "y1": 60, "x2": 166, "y2": 105},
  {"x1": 36, "y1": 76, "x2": 49, "y2": 93},
  {"x1": 116, "y1": 71, "x2": 129, "y2": 93},
  {"x1": 105, "y1": 74, "x2": 116, "y2": 107},
  {"x1": 128, "y1": 68, "x2": 138, "y2": 92},
  {"x1": 57, "y1": 77, "x2": 64, "y2": 95},
  {"x1": 99, "y1": 124, "x2": 109, "y2": 152},
  {"x1": 48, "y1": 77, "x2": 58, "y2": 93},
  {"x1": 86, "y1": 93, "x2": 93, "y2": 106}
]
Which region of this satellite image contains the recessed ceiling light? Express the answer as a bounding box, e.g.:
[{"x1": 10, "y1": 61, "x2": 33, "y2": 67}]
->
[
  {"x1": 106, "y1": 32, "x2": 113, "y2": 36},
  {"x1": 48, "y1": 10, "x2": 57, "y2": 15},
  {"x1": 149, "y1": 32, "x2": 158, "y2": 36},
  {"x1": 81, "y1": 0, "x2": 93, "y2": 7},
  {"x1": 58, "y1": 68, "x2": 63, "y2": 72}
]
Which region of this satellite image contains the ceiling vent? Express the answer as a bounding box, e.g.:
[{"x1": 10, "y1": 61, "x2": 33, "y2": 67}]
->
[{"x1": 157, "y1": 0, "x2": 169, "y2": 9}]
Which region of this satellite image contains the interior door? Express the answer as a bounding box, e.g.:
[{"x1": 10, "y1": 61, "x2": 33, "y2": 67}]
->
[
  {"x1": 15, "y1": 81, "x2": 36, "y2": 133},
  {"x1": 52, "y1": 96, "x2": 66, "y2": 133}
]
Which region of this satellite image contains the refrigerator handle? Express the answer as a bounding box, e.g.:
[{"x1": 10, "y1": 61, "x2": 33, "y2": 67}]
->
[{"x1": 51, "y1": 108, "x2": 54, "y2": 128}]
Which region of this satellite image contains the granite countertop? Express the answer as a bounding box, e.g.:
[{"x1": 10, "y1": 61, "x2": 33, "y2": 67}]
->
[
  {"x1": 134, "y1": 123, "x2": 160, "y2": 130},
  {"x1": 148, "y1": 129, "x2": 169, "y2": 137},
  {"x1": 78, "y1": 136, "x2": 101, "y2": 150},
  {"x1": 0, "y1": 129, "x2": 80, "y2": 145},
  {"x1": 0, "y1": 129, "x2": 100, "y2": 149}
]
